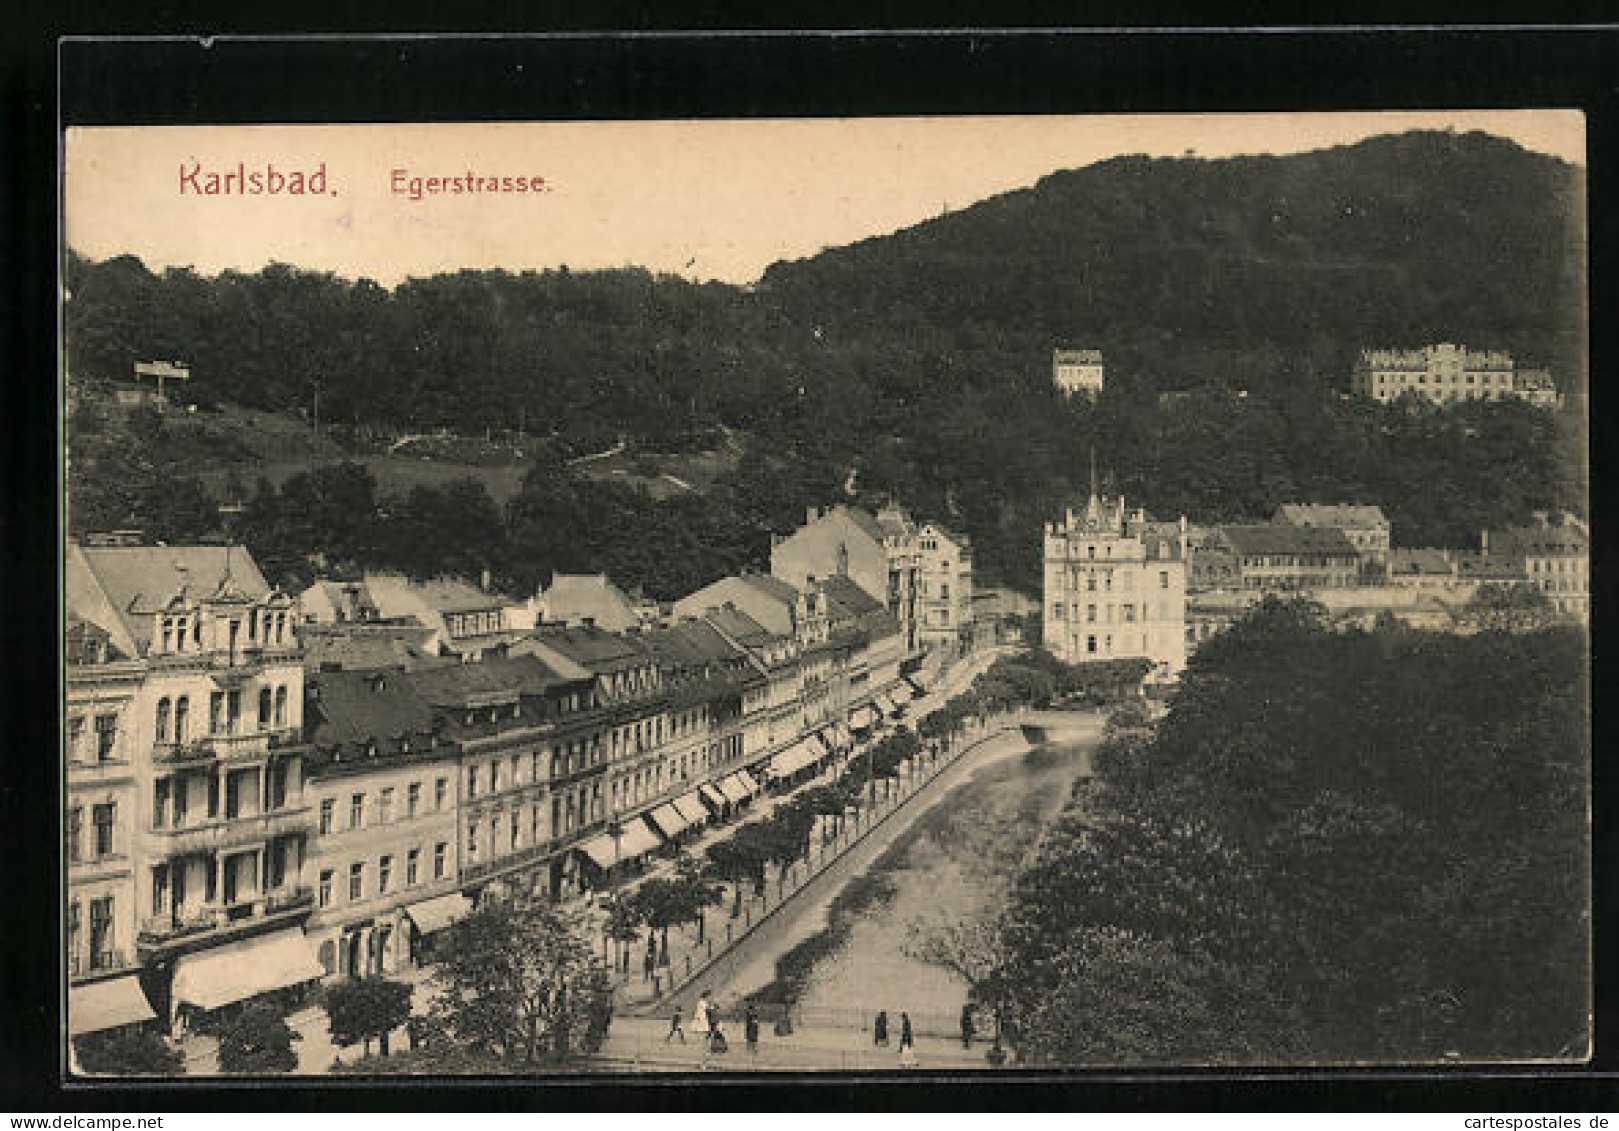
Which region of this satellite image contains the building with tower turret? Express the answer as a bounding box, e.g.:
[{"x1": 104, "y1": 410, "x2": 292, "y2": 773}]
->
[{"x1": 1043, "y1": 457, "x2": 1189, "y2": 681}]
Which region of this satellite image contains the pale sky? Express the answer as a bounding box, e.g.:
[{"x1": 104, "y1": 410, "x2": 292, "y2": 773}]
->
[{"x1": 64, "y1": 111, "x2": 1583, "y2": 287}]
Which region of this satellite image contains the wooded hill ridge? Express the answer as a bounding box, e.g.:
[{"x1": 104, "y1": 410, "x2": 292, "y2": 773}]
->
[{"x1": 65, "y1": 129, "x2": 1587, "y2": 594}]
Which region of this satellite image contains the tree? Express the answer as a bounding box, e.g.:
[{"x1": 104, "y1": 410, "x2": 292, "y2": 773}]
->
[
  {"x1": 214, "y1": 1002, "x2": 301, "y2": 1074},
  {"x1": 1461, "y1": 582, "x2": 1559, "y2": 633},
  {"x1": 430, "y1": 896, "x2": 613, "y2": 1064},
  {"x1": 325, "y1": 976, "x2": 415, "y2": 1058},
  {"x1": 72, "y1": 1028, "x2": 185, "y2": 1076},
  {"x1": 603, "y1": 894, "x2": 644, "y2": 973}
]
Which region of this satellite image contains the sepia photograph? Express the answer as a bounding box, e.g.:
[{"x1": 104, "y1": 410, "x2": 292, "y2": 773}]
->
[{"x1": 59, "y1": 106, "x2": 1591, "y2": 1080}]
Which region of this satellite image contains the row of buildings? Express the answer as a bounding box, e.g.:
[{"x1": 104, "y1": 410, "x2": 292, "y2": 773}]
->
[
  {"x1": 1350, "y1": 342, "x2": 1562, "y2": 409},
  {"x1": 1044, "y1": 476, "x2": 1588, "y2": 676},
  {"x1": 64, "y1": 501, "x2": 984, "y2": 1043}
]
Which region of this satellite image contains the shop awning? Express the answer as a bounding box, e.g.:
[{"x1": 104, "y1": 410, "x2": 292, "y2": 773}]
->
[
  {"x1": 171, "y1": 928, "x2": 324, "y2": 1013},
  {"x1": 814, "y1": 729, "x2": 839, "y2": 756},
  {"x1": 69, "y1": 975, "x2": 156, "y2": 1037},
  {"x1": 889, "y1": 683, "x2": 915, "y2": 705},
  {"x1": 851, "y1": 705, "x2": 882, "y2": 730},
  {"x1": 734, "y1": 769, "x2": 762, "y2": 795},
  {"x1": 577, "y1": 818, "x2": 661, "y2": 870},
  {"x1": 717, "y1": 774, "x2": 751, "y2": 804},
  {"x1": 647, "y1": 802, "x2": 690, "y2": 838},
  {"x1": 904, "y1": 673, "x2": 929, "y2": 696},
  {"x1": 768, "y1": 741, "x2": 821, "y2": 778},
  {"x1": 671, "y1": 792, "x2": 707, "y2": 825},
  {"x1": 876, "y1": 693, "x2": 900, "y2": 716},
  {"x1": 698, "y1": 783, "x2": 728, "y2": 810},
  {"x1": 403, "y1": 892, "x2": 474, "y2": 935}
]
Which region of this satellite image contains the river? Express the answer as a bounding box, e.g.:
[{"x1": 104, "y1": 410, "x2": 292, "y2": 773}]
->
[{"x1": 721, "y1": 716, "x2": 1103, "y2": 1034}]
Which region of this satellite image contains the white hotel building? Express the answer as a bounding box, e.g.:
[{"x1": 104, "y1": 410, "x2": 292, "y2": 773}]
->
[{"x1": 1043, "y1": 486, "x2": 1189, "y2": 681}]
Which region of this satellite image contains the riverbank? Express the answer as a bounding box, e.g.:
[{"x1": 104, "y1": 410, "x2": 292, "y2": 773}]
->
[{"x1": 698, "y1": 712, "x2": 1104, "y2": 1022}]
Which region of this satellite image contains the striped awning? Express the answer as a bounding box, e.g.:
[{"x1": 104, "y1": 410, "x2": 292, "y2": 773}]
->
[
  {"x1": 717, "y1": 774, "x2": 751, "y2": 804},
  {"x1": 698, "y1": 783, "x2": 728, "y2": 810},
  {"x1": 172, "y1": 928, "x2": 324, "y2": 1013},
  {"x1": 404, "y1": 891, "x2": 474, "y2": 935},
  {"x1": 578, "y1": 818, "x2": 661, "y2": 869},
  {"x1": 768, "y1": 741, "x2": 821, "y2": 778},
  {"x1": 876, "y1": 693, "x2": 900, "y2": 716},
  {"x1": 671, "y1": 792, "x2": 707, "y2": 825},
  {"x1": 69, "y1": 975, "x2": 156, "y2": 1037},
  {"x1": 814, "y1": 729, "x2": 839, "y2": 756},
  {"x1": 647, "y1": 802, "x2": 691, "y2": 838},
  {"x1": 851, "y1": 705, "x2": 882, "y2": 730},
  {"x1": 904, "y1": 673, "x2": 929, "y2": 696},
  {"x1": 889, "y1": 683, "x2": 915, "y2": 705},
  {"x1": 734, "y1": 769, "x2": 762, "y2": 795}
]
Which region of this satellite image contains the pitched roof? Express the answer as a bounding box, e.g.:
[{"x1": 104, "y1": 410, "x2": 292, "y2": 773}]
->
[
  {"x1": 819, "y1": 574, "x2": 884, "y2": 621},
  {"x1": 406, "y1": 654, "x2": 575, "y2": 708},
  {"x1": 300, "y1": 623, "x2": 449, "y2": 672},
  {"x1": 1390, "y1": 548, "x2": 1456, "y2": 576},
  {"x1": 831, "y1": 505, "x2": 887, "y2": 544},
  {"x1": 366, "y1": 573, "x2": 506, "y2": 616},
  {"x1": 1273, "y1": 504, "x2": 1389, "y2": 529},
  {"x1": 643, "y1": 619, "x2": 744, "y2": 671},
  {"x1": 1220, "y1": 524, "x2": 1359, "y2": 557},
  {"x1": 700, "y1": 605, "x2": 775, "y2": 648},
  {"x1": 528, "y1": 623, "x2": 651, "y2": 674},
  {"x1": 737, "y1": 573, "x2": 802, "y2": 607},
  {"x1": 542, "y1": 573, "x2": 640, "y2": 631},
  {"x1": 69, "y1": 544, "x2": 274, "y2": 656},
  {"x1": 306, "y1": 668, "x2": 438, "y2": 747}
]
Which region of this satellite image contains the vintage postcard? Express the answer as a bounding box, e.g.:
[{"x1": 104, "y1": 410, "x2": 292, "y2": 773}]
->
[{"x1": 61, "y1": 110, "x2": 1590, "y2": 1078}]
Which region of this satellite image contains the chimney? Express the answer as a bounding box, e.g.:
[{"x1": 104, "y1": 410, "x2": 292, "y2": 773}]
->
[
  {"x1": 480, "y1": 567, "x2": 492, "y2": 592},
  {"x1": 806, "y1": 505, "x2": 820, "y2": 524},
  {"x1": 1481, "y1": 531, "x2": 1489, "y2": 553}
]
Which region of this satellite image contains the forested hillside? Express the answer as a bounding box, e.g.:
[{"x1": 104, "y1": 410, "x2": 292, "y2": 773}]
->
[{"x1": 64, "y1": 130, "x2": 1587, "y2": 594}]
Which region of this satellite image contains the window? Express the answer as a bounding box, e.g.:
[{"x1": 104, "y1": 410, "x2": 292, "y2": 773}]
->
[
  {"x1": 319, "y1": 869, "x2": 333, "y2": 908},
  {"x1": 408, "y1": 781, "x2": 421, "y2": 818},
  {"x1": 319, "y1": 798, "x2": 334, "y2": 835},
  {"x1": 155, "y1": 699, "x2": 172, "y2": 743},
  {"x1": 378, "y1": 855, "x2": 392, "y2": 894},
  {"x1": 67, "y1": 716, "x2": 85, "y2": 759},
  {"x1": 1087, "y1": 604, "x2": 1096, "y2": 623},
  {"x1": 89, "y1": 897, "x2": 114, "y2": 969},
  {"x1": 1159, "y1": 570, "x2": 1169, "y2": 589},
  {"x1": 435, "y1": 778, "x2": 448, "y2": 810},
  {"x1": 350, "y1": 792, "x2": 365, "y2": 830},
  {"x1": 468, "y1": 766, "x2": 480, "y2": 799},
  {"x1": 274, "y1": 686, "x2": 288, "y2": 727},
  {"x1": 1086, "y1": 635, "x2": 1097, "y2": 655},
  {"x1": 94, "y1": 714, "x2": 118, "y2": 761},
  {"x1": 226, "y1": 689, "x2": 242, "y2": 732},
  {"x1": 380, "y1": 787, "x2": 395, "y2": 825},
  {"x1": 349, "y1": 862, "x2": 364, "y2": 901},
  {"x1": 433, "y1": 842, "x2": 447, "y2": 879},
  {"x1": 93, "y1": 803, "x2": 115, "y2": 857},
  {"x1": 210, "y1": 691, "x2": 225, "y2": 734},
  {"x1": 510, "y1": 810, "x2": 521, "y2": 849},
  {"x1": 407, "y1": 848, "x2": 419, "y2": 886},
  {"x1": 467, "y1": 822, "x2": 479, "y2": 860},
  {"x1": 1086, "y1": 574, "x2": 1097, "y2": 592},
  {"x1": 175, "y1": 696, "x2": 189, "y2": 742},
  {"x1": 66, "y1": 806, "x2": 83, "y2": 863},
  {"x1": 258, "y1": 688, "x2": 273, "y2": 728},
  {"x1": 491, "y1": 761, "x2": 501, "y2": 792}
]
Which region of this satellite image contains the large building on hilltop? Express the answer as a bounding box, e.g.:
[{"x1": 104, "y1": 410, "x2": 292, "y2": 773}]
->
[
  {"x1": 1052, "y1": 349, "x2": 1105, "y2": 398},
  {"x1": 1042, "y1": 474, "x2": 1188, "y2": 681},
  {"x1": 1351, "y1": 343, "x2": 1561, "y2": 409}
]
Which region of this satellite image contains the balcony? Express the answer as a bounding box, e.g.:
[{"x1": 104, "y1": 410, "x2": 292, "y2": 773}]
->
[
  {"x1": 153, "y1": 740, "x2": 217, "y2": 766},
  {"x1": 150, "y1": 803, "x2": 312, "y2": 855},
  {"x1": 137, "y1": 886, "x2": 313, "y2": 960}
]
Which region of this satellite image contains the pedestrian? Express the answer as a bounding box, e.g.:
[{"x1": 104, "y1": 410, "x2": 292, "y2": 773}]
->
[
  {"x1": 899, "y1": 1012, "x2": 914, "y2": 1053},
  {"x1": 872, "y1": 1010, "x2": 889, "y2": 1047},
  {"x1": 744, "y1": 1003, "x2": 760, "y2": 1056},
  {"x1": 899, "y1": 1041, "x2": 919, "y2": 1069},
  {"x1": 693, "y1": 991, "x2": 712, "y2": 1041},
  {"x1": 960, "y1": 1003, "x2": 976, "y2": 1050},
  {"x1": 664, "y1": 1006, "x2": 686, "y2": 1044}
]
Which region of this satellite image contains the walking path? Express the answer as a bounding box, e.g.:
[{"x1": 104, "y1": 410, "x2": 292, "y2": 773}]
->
[{"x1": 591, "y1": 1015, "x2": 1006, "y2": 1073}]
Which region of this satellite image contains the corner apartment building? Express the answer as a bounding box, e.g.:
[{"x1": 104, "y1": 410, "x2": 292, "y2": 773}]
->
[{"x1": 66, "y1": 542, "x2": 319, "y2": 1033}]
